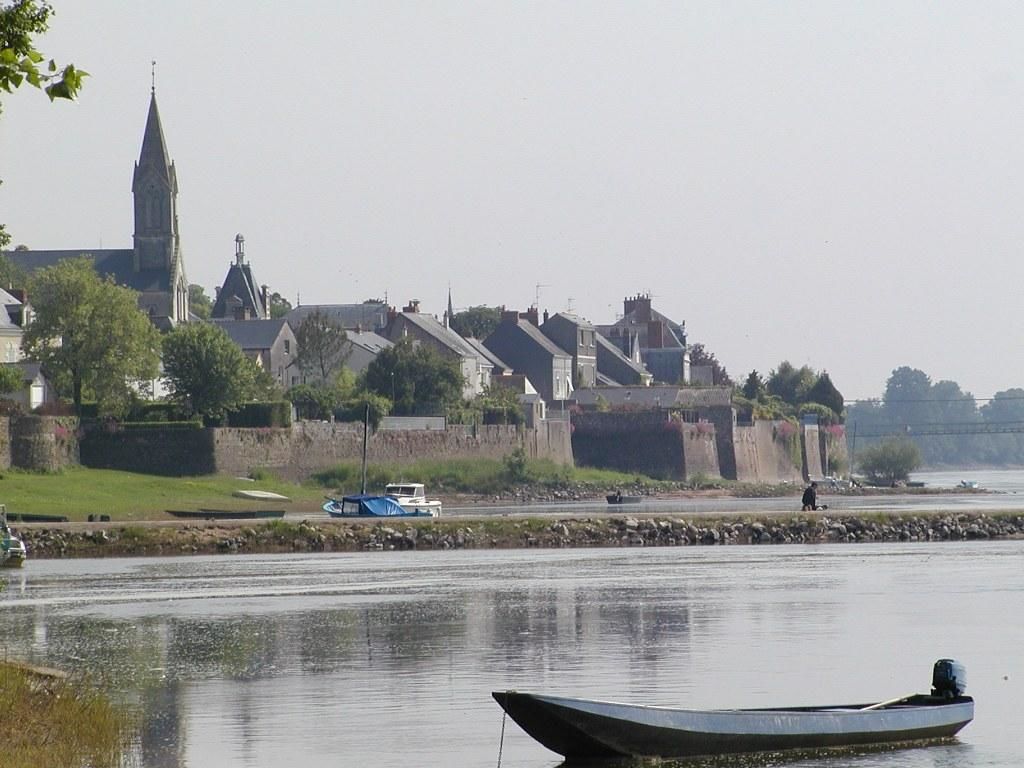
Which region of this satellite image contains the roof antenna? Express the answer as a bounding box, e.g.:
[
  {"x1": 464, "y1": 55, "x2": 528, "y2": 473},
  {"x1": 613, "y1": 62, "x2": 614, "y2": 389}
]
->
[{"x1": 151, "y1": 60, "x2": 156, "y2": 94}]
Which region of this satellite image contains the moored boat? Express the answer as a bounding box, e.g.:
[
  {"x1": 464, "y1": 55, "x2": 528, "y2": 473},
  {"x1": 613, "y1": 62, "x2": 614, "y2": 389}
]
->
[
  {"x1": 323, "y1": 494, "x2": 438, "y2": 518},
  {"x1": 1, "y1": 507, "x2": 27, "y2": 568},
  {"x1": 606, "y1": 492, "x2": 643, "y2": 505},
  {"x1": 493, "y1": 659, "x2": 973, "y2": 760},
  {"x1": 384, "y1": 483, "x2": 442, "y2": 516},
  {"x1": 166, "y1": 509, "x2": 285, "y2": 520}
]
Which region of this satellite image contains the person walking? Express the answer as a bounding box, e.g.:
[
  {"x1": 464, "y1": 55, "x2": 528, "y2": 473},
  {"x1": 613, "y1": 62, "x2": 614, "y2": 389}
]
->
[{"x1": 801, "y1": 481, "x2": 818, "y2": 511}]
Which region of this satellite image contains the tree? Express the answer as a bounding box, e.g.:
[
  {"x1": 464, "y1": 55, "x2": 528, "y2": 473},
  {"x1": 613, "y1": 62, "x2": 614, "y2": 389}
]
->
[
  {"x1": 188, "y1": 284, "x2": 212, "y2": 320},
  {"x1": 741, "y1": 370, "x2": 765, "y2": 401},
  {"x1": 766, "y1": 361, "x2": 816, "y2": 406},
  {"x1": 1, "y1": 0, "x2": 87, "y2": 249},
  {"x1": 268, "y1": 291, "x2": 292, "y2": 319},
  {"x1": 22, "y1": 258, "x2": 160, "y2": 415},
  {"x1": 856, "y1": 438, "x2": 922, "y2": 486},
  {"x1": 450, "y1": 305, "x2": 501, "y2": 339},
  {"x1": 688, "y1": 343, "x2": 732, "y2": 386},
  {"x1": 362, "y1": 338, "x2": 464, "y2": 416},
  {"x1": 162, "y1": 321, "x2": 259, "y2": 421},
  {"x1": 804, "y1": 371, "x2": 844, "y2": 419},
  {"x1": 0, "y1": 362, "x2": 22, "y2": 396},
  {"x1": 294, "y1": 309, "x2": 349, "y2": 382}
]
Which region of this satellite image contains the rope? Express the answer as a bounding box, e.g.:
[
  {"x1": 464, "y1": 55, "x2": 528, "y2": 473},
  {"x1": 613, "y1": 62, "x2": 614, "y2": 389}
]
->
[{"x1": 496, "y1": 697, "x2": 508, "y2": 768}]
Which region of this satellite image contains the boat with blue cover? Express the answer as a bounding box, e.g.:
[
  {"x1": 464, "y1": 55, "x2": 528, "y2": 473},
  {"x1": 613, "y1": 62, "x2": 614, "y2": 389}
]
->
[{"x1": 323, "y1": 494, "x2": 438, "y2": 518}]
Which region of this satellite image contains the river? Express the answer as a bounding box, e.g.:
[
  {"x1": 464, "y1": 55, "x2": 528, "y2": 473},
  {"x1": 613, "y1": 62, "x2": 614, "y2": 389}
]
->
[{"x1": 1, "y1": 539, "x2": 1022, "y2": 768}]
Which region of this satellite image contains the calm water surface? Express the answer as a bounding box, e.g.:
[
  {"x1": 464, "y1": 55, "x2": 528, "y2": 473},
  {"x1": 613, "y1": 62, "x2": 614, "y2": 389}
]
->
[{"x1": 1, "y1": 542, "x2": 1022, "y2": 768}]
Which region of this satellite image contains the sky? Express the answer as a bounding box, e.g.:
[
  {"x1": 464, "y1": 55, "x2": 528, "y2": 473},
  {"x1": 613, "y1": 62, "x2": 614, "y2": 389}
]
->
[{"x1": 1, "y1": 1, "x2": 1023, "y2": 401}]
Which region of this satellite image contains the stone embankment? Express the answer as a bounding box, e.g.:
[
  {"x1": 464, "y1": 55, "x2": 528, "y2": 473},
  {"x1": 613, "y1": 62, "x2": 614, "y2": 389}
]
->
[{"x1": 13, "y1": 512, "x2": 1024, "y2": 559}]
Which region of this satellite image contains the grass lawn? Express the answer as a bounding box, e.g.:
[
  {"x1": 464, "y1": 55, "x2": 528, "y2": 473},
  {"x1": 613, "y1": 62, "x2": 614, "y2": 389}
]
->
[{"x1": 0, "y1": 467, "x2": 327, "y2": 521}]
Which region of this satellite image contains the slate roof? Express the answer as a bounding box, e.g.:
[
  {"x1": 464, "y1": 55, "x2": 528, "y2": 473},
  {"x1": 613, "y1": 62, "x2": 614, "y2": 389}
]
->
[
  {"x1": 3, "y1": 249, "x2": 173, "y2": 294},
  {"x1": 463, "y1": 336, "x2": 510, "y2": 373},
  {"x1": 211, "y1": 318, "x2": 290, "y2": 350},
  {"x1": 514, "y1": 319, "x2": 570, "y2": 358},
  {"x1": 392, "y1": 312, "x2": 479, "y2": 359},
  {"x1": 595, "y1": 333, "x2": 650, "y2": 379},
  {"x1": 212, "y1": 261, "x2": 264, "y2": 319},
  {"x1": 347, "y1": 330, "x2": 392, "y2": 354},
  {"x1": 287, "y1": 303, "x2": 389, "y2": 332}
]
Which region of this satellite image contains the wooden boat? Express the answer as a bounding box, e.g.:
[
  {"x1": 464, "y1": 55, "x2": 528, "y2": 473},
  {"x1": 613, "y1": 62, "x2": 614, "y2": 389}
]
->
[
  {"x1": 6, "y1": 512, "x2": 69, "y2": 523},
  {"x1": 166, "y1": 509, "x2": 285, "y2": 520},
  {"x1": 322, "y1": 494, "x2": 437, "y2": 518},
  {"x1": 384, "y1": 483, "x2": 442, "y2": 516},
  {"x1": 493, "y1": 660, "x2": 973, "y2": 761},
  {"x1": 606, "y1": 493, "x2": 643, "y2": 505}
]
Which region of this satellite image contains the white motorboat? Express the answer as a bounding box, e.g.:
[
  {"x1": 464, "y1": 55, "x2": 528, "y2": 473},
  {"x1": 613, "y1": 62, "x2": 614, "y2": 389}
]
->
[
  {"x1": 384, "y1": 483, "x2": 442, "y2": 517},
  {"x1": 1, "y1": 507, "x2": 26, "y2": 568}
]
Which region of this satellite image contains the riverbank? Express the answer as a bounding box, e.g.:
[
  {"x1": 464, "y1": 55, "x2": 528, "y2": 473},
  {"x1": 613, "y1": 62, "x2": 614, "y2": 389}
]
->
[
  {"x1": 0, "y1": 661, "x2": 132, "y2": 768},
  {"x1": 11, "y1": 510, "x2": 1024, "y2": 559}
]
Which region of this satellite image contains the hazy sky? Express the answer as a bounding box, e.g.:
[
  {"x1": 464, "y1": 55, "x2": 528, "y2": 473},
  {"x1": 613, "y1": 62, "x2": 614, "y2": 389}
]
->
[{"x1": 2, "y1": 1, "x2": 1022, "y2": 400}]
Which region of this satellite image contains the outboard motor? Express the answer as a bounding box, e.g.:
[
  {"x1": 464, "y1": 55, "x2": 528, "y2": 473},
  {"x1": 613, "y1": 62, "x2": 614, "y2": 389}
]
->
[{"x1": 932, "y1": 659, "x2": 967, "y2": 698}]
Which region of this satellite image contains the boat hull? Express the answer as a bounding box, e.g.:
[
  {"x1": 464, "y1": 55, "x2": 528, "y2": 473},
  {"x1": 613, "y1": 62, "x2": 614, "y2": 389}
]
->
[{"x1": 492, "y1": 692, "x2": 974, "y2": 760}]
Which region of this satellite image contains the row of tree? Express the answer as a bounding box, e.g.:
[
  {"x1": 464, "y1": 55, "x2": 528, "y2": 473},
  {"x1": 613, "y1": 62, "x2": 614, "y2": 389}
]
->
[{"x1": 847, "y1": 366, "x2": 1024, "y2": 466}]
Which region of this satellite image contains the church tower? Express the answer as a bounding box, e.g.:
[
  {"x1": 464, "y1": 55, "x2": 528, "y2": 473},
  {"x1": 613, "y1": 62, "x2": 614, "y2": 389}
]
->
[{"x1": 132, "y1": 88, "x2": 180, "y2": 275}]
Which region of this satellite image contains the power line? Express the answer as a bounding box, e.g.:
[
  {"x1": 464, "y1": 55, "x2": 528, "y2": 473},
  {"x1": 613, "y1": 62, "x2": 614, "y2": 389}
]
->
[{"x1": 845, "y1": 395, "x2": 1024, "y2": 405}]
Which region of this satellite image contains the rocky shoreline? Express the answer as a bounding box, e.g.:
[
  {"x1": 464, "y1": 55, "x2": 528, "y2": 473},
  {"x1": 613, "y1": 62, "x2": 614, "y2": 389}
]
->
[{"x1": 11, "y1": 511, "x2": 1024, "y2": 559}]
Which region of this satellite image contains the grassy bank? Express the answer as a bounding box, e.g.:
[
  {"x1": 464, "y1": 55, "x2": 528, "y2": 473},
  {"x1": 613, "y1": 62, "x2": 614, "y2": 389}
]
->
[
  {"x1": 0, "y1": 461, "x2": 777, "y2": 522},
  {"x1": 0, "y1": 662, "x2": 133, "y2": 768}
]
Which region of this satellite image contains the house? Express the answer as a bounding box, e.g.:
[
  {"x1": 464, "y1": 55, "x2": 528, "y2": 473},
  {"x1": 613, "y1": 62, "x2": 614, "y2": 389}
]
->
[
  {"x1": 539, "y1": 312, "x2": 597, "y2": 388},
  {"x1": 596, "y1": 294, "x2": 689, "y2": 384},
  {"x1": 0, "y1": 288, "x2": 27, "y2": 364},
  {"x1": 211, "y1": 319, "x2": 298, "y2": 388},
  {"x1": 211, "y1": 234, "x2": 269, "y2": 320},
  {"x1": 5, "y1": 90, "x2": 190, "y2": 329},
  {"x1": 595, "y1": 333, "x2": 653, "y2": 386},
  {"x1": 483, "y1": 308, "x2": 573, "y2": 406},
  {"x1": 342, "y1": 331, "x2": 392, "y2": 375},
  {"x1": 462, "y1": 337, "x2": 511, "y2": 377},
  {"x1": 4, "y1": 362, "x2": 55, "y2": 411},
  {"x1": 382, "y1": 300, "x2": 490, "y2": 398},
  {"x1": 286, "y1": 302, "x2": 389, "y2": 333}
]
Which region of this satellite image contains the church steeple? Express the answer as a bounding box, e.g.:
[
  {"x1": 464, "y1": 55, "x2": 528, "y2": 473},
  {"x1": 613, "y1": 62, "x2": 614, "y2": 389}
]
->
[{"x1": 132, "y1": 89, "x2": 179, "y2": 273}]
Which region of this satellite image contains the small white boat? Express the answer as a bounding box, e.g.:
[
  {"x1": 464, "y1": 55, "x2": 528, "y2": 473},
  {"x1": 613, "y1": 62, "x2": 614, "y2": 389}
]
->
[
  {"x1": 233, "y1": 489, "x2": 291, "y2": 501},
  {"x1": 384, "y1": 483, "x2": 442, "y2": 517},
  {"x1": 1, "y1": 507, "x2": 27, "y2": 568}
]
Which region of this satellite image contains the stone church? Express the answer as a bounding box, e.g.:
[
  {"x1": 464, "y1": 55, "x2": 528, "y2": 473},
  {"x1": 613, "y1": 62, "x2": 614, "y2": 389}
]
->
[{"x1": 4, "y1": 89, "x2": 190, "y2": 330}]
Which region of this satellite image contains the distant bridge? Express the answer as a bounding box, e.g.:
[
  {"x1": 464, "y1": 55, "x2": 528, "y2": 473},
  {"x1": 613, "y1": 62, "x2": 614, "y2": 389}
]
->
[{"x1": 849, "y1": 421, "x2": 1024, "y2": 438}]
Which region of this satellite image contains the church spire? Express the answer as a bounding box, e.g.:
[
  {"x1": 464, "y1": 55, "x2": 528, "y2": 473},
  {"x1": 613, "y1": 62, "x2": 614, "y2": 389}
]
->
[{"x1": 135, "y1": 90, "x2": 173, "y2": 186}]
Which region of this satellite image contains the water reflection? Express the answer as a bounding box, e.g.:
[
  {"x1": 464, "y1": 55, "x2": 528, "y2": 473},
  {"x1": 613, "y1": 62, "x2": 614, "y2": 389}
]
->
[{"x1": 0, "y1": 545, "x2": 1021, "y2": 768}]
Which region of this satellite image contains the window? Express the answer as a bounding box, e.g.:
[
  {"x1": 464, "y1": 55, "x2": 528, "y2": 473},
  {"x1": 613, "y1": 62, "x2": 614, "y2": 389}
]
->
[{"x1": 284, "y1": 340, "x2": 291, "y2": 355}]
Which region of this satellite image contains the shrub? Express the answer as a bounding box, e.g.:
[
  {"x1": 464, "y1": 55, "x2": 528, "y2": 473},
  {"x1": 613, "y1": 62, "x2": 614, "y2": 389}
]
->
[
  {"x1": 226, "y1": 401, "x2": 292, "y2": 428},
  {"x1": 856, "y1": 439, "x2": 922, "y2": 485}
]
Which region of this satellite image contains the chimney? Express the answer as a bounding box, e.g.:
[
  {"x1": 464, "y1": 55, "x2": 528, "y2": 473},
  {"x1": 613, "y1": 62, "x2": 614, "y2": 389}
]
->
[
  {"x1": 403, "y1": 299, "x2": 420, "y2": 313},
  {"x1": 542, "y1": 309, "x2": 549, "y2": 323},
  {"x1": 501, "y1": 309, "x2": 519, "y2": 325},
  {"x1": 524, "y1": 307, "x2": 539, "y2": 326},
  {"x1": 634, "y1": 294, "x2": 652, "y2": 322}
]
